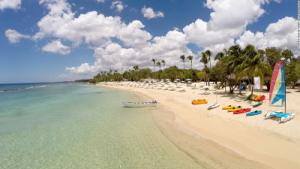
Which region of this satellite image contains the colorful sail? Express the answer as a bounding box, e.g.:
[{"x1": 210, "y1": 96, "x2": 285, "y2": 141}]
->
[{"x1": 269, "y1": 61, "x2": 286, "y2": 106}]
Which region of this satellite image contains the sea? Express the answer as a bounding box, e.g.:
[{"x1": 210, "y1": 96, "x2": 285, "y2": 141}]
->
[{"x1": 0, "y1": 83, "x2": 202, "y2": 169}]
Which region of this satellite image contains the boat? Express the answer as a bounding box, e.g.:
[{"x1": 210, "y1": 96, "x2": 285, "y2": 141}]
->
[
  {"x1": 264, "y1": 60, "x2": 295, "y2": 123},
  {"x1": 122, "y1": 100, "x2": 158, "y2": 108},
  {"x1": 222, "y1": 105, "x2": 234, "y2": 110},
  {"x1": 227, "y1": 106, "x2": 242, "y2": 112},
  {"x1": 233, "y1": 108, "x2": 251, "y2": 114},
  {"x1": 246, "y1": 94, "x2": 266, "y2": 102},
  {"x1": 207, "y1": 94, "x2": 220, "y2": 110},
  {"x1": 251, "y1": 101, "x2": 263, "y2": 107},
  {"x1": 265, "y1": 112, "x2": 295, "y2": 123},
  {"x1": 192, "y1": 99, "x2": 208, "y2": 105},
  {"x1": 246, "y1": 110, "x2": 262, "y2": 116},
  {"x1": 207, "y1": 103, "x2": 220, "y2": 110}
]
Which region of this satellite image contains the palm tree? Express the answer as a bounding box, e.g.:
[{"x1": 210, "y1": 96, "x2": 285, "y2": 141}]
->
[
  {"x1": 152, "y1": 59, "x2": 156, "y2": 71},
  {"x1": 180, "y1": 55, "x2": 185, "y2": 69},
  {"x1": 205, "y1": 50, "x2": 212, "y2": 69},
  {"x1": 237, "y1": 44, "x2": 270, "y2": 95},
  {"x1": 200, "y1": 52, "x2": 209, "y2": 85},
  {"x1": 133, "y1": 65, "x2": 139, "y2": 70},
  {"x1": 205, "y1": 50, "x2": 212, "y2": 85},
  {"x1": 215, "y1": 52, "x2": 224, "y2": 61},
  {"x1": 156, "y1": 61, "x2": 161, "y2": 70},
  {"x1": 161, "y1": 60, "x2": 166, "y2": 69},
  {"x1": 187, "y1": 55, "x2": 193, "y2": 69}
]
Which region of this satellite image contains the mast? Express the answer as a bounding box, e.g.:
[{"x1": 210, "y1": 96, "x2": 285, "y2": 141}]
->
[{"x1": 284, "y1": 63, "x2": 287, "y2": 113}]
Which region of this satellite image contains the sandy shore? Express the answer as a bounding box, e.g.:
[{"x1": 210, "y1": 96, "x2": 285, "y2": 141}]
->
[{"x1": 98, "y1": 81, "x2": 300, "y2": 169}]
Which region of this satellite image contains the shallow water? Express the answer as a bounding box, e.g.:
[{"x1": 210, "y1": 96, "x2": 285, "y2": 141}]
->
[{"x1": 0, "y1": 83, "x2": 202, "y2": 169}]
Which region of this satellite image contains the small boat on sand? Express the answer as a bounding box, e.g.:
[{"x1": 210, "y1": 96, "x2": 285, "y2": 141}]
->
[
  {"x1": 122, "y1": 100, "x2": 158, "y2": 108},
  {"x1": 246, "y1": 110, "x2": 262, "y2": 116},
  {"x1": 207, "y1": 103, "x2": 220, "y2": 110},
  {"x1": 207, "y1": 94, "x2": 219, "y2": 110}
]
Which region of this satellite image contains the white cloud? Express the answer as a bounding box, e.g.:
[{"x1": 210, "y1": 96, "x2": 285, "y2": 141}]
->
[
  {"x1": 66, "y1": 29, "x2": 192, "y2": 74},
  {"x1": 42, "y1": 40, "x2": 71, "y2": 55},
  {"x1": 0, "y1": 0, "x2": 21, "y2": 10},
  {"x1": 111, "y1": 0, "x2": 125, "y2": 12},
  {"x1": 118, "y1": 20, "x2": 152, "y2": 47},
  {"x1": 96, "y1": 0, "x2": 105, "y2": 3},
  {"x1": 205, "y1": 0, "x2": 268, "y2": 30},
  {"x1": 5, "y1": 29, "x2": 30, "y2": 43},
  {"x1": 236, "y1": 17, "x2": 297, "y2": 51},
  {"x1": 183, "y1": 0, "x2": 278, "y2": 52},
  {"x1": 66, "y1": 63, "x2": 96, "y2": 74},
  {"x1": 141, "y1": 6, "x2": 164, "y2": 19}
]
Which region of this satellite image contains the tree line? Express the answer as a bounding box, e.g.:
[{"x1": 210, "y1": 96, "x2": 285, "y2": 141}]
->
[{"x1": 90, "y1": 44, "x2": 300, "y2": 93}]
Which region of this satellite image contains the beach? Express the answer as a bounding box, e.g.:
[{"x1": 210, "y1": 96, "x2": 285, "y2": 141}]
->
[{"x1": 99, "y1": 81, "x2": 300, "y2": 169}]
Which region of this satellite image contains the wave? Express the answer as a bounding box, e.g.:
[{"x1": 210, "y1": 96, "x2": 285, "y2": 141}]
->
[
  {"x1": 0, "y1": 85, "x2": 48, "y2": 93},
  {"x1": 25, "y1": 85, "x2": 47, "y2": 90}
]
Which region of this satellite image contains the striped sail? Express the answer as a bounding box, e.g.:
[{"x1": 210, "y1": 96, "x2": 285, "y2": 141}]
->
[{"x1": 269, "y1": 61, "x2": 286, "y2": 106}]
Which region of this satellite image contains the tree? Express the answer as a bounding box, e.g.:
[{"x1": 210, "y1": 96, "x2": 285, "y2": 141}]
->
[
  {"x1": 133, "y1": 65, "x2": 139, "y2": 70},
  {"x1": 215, "y1": 52, "x2": 224, "y2": 61},
  {"x1": 152, "y1": 59, "x2": 156, "y2": 71},
  {"x1": 286, "y1": 58, "x2": 300, "y2": 88},
  {"x1": 161, "y1": 60, "x2": 166, "y2": 69},
  {"x1": 264, "y1": 47, "x2": 282, "y2": 90},
  {"x1": 282, "y1": 49, "x2": 293, "y2": 61},
  {"x1": 156, "y1": 61, "x2": 162, "y2": 70},
  {"x1": 187, "y1": 55, "x2": 193, "y2": 69},
  {"x1": 180, "y1": 55, "x2": 186, "y2": 69},
  {"x1": 236, "y1": 44, "x2": 271, "y2": 95},
  {"x1": 205, "y1": 50, "x2": 212, "y2": 69},
  {"x1": 205, "y1": 50, "x2": 212, "y2": 85},
  {"x1": 223, "y1": 45, "x2": 243, "y2": 94},
  {"x1": 200, "y1": 52, "x2": 209, "y2": 85}
]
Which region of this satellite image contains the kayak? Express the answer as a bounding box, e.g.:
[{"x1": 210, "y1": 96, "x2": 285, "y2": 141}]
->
[
  {"x1": 246, "y1": 110, "x2": 262, "y2": 116},
  {"x1": 227, "y1": 106, "x2": 242, "y2": 112},
  {"x1": 234, "y1": 108, "x2": 251, "y2": 114},
  {"x1": 222, "y1": 105, "x2": 234, "y2": 110},
  {"x1": 251, "y1": 101, "x2": 263, "y2": 107},
  {"x1": 192, "y1": 99, "x2": 208, "y2": 105}
]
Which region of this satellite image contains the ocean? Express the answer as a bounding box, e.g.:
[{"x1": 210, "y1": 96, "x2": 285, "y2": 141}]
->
[{"x1": 0, "y1": 83, "x2": 202, "y2": 169}]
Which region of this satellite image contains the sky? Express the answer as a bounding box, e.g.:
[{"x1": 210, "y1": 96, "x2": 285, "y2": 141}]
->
[{"x1": 0, "y1": 0, "x2": 298, "y2": 83}]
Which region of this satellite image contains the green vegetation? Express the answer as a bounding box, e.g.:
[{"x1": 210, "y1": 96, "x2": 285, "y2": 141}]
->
[{"x1": 90, "y1": 44, "x2": 300, "y2": 93}]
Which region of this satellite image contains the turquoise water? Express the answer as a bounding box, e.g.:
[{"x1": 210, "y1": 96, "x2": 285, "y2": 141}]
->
[{"x1": 0, "y1": 83, "x2": 202, "y2": 169}]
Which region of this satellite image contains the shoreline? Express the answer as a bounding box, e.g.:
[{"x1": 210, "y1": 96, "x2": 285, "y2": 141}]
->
[{"x1": 98, "y1": 82, "x2": 300, "y2": 169}]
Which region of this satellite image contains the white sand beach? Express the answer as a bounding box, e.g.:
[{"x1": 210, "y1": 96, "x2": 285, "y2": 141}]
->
[{"x1": 98, "y1": 81, "x2": 300, "y2": 169}]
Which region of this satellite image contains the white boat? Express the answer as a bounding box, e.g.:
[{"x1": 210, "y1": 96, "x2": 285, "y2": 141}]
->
[
  {"x1": 207, "y1": 94, "x2": 219, "y2": 110},
  {"x1": 207, "y1": 103, "x2": 220, "y2": 110},
  {"x1": 122, "y1": 100, "x2": 158, "y2": 108}
]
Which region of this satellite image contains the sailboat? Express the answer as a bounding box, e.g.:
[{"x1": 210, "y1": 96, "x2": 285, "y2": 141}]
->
[
  {"x1": 207, "y1": 93, "x2": 220, "y2": 110},
  {"x1": 265, "y1": 60, "x2": 295, "y2": 123}
]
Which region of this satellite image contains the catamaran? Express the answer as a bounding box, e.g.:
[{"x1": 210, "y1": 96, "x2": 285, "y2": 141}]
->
[{"x1": 265, "y1": 60, "x2": 295, "y2": 123}]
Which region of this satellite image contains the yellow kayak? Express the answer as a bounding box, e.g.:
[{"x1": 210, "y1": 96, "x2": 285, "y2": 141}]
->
[
  {"x1": 192, "y1": 99, "x2": 208, "y2": 105},
  {"x1": 227, "y1": 106, "x2": 242, "y2": 112},
  {"x1": 222, "y1": 105, "x2": 234, "y2": 110}
]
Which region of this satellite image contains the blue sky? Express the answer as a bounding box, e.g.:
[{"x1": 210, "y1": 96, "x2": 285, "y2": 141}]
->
[{"x1": 0, "y1": 0, "x2": 297, "y2": 83}]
